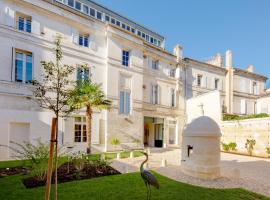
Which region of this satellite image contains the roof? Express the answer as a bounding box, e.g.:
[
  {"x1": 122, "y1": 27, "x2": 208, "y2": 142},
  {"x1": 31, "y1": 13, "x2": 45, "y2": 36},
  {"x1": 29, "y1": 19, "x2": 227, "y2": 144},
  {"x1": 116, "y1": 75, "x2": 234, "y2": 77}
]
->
[
  {"x1": 85, "y1": 0, "x2": 165, "y2": 40},
  {"x1": 234, "y1": 68, "x2": 268, "y2": 81},
  {"x1": 183, "y1": 57, "x2": 227, "y2": 73}
]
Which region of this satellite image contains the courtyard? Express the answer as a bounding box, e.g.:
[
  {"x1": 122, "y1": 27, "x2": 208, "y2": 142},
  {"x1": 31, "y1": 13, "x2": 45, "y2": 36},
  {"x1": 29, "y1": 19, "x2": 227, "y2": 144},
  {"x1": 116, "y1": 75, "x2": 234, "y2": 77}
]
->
[{"x1": 0, "y1": 148, "x2": 269, "y2": 199}]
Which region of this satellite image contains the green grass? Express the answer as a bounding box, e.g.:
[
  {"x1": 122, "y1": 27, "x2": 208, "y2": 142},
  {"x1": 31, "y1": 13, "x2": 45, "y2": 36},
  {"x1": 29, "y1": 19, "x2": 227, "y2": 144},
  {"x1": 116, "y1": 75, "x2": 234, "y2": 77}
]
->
[
  {"x1": 0, "y1": 172, "x2": 268, "y2": 200},
  {"x1": 0, "y1": 151, "x2": 143, "y2": 169}
]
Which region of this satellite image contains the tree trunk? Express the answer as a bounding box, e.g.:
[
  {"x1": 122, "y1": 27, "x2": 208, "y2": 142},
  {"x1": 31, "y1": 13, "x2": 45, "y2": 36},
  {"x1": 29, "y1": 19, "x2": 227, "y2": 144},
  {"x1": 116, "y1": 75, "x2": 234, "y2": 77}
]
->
[{"x1": 86, "y1": 105, "x2": 92, "y2": 154}]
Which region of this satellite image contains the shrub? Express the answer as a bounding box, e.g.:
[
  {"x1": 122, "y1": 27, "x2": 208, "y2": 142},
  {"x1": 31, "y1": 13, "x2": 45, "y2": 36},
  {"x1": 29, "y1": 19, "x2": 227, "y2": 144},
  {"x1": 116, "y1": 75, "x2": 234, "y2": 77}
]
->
[
  {"x1": 266, "y1": 146, "x2": 270, "y2": 158},
  {"x1": 245, "y1": 139, "x2": 256, "y2": 156},
  {"x1": 223, "y1": 113, "x2": 269, "y2": 121},
  {"x1": 7, "y1": 139, "x2": 50, "y2": 181},
  {"x1": 221, "y1": 142, "x2": 230, "y2": 152},
  {"x1": 228, "y1": 142, "x2": 237, "y2": 151},
  {"x1": 221, "y1": 142, "x2": 237, "y2": 152},
  {"x1": 70, "y1": 151, "x2": 87, "y2": 172},
  {"x1": 111, "y1": 138, "x2": 121, "y2": 150}
]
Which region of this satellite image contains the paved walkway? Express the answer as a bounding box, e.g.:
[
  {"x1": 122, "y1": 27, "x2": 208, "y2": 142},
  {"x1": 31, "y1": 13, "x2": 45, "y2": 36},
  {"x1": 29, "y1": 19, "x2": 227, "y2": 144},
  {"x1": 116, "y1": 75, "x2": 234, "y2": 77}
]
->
[{"x1": 111, "y1": 148, "x2": 270, "y2": 197}]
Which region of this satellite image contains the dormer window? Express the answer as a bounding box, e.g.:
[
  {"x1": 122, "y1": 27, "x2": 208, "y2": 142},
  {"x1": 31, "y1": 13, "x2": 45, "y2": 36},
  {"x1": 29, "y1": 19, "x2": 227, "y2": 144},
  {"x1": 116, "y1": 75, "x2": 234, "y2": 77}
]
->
[
  {"x1": 16, "y1": 13, "x2": 31, "y2": 33},
  {"x1": 75, "y1": 1, "x2": 81, "y2": 10}
]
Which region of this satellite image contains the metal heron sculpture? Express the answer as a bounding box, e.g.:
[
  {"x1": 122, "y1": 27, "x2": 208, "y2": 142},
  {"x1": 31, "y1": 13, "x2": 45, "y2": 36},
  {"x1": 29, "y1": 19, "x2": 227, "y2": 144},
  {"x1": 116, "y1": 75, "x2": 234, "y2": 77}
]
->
[{"x1": 140, "y1": 152, "x2": 159, "y2": 200}]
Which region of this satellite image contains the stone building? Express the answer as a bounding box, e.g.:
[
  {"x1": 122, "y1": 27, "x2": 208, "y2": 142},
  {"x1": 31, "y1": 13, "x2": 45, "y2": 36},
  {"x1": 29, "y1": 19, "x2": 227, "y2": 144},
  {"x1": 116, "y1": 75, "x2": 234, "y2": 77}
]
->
[
  {"x1": 183, "y1": 50, "x2": 268, "y2": 115},
  {"x1": 0, "y1": 0, "x2": 185, "y2": 160},
  {"x1": 0, "y1": 0, "x2": 268, "y2": 160}
]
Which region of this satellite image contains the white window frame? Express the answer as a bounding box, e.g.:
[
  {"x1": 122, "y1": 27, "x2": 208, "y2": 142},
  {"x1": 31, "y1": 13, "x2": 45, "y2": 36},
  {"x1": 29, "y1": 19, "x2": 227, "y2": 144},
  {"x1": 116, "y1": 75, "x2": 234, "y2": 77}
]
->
[
  {"x1": 151, "y1": 84, "x2": 159, "y2": 105},
  {"x1": 151, "y1": 59, "x2": 159, "y2": 70},
  {"x1": 14, "y1": 49, "x2": 33, "y2": 84},
  {"x1": 119, "y1": 90, "x2": 131, "y2": 115},
  {"x1": 214, "y1": 78, "x2": 219, "y2": 90},
  {"x1": 74, "y1": 116, "x2": 87, "y2": 143},
  {"x1": 16, "y1": 13, "x2": 32, "y2": 33},
  {"x1": 78, "y1": 34, "x2": 89, "y2": 47},
  {"x1": 122, "y1": 50, "x2": 130, "y2": 67},
  {"x1": 171, "y1": 88, "x2": 176, "y2": 107},
  {"x1": 197, "y1": 74, "x2": 202, "y2": 87}
]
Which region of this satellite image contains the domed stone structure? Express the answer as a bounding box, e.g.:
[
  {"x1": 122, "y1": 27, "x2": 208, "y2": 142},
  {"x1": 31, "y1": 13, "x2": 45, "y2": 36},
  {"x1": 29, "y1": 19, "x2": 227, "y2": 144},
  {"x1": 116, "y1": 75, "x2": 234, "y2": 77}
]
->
[{"x1": 181, "y1": 116, "x2": 221, "y2": 179}]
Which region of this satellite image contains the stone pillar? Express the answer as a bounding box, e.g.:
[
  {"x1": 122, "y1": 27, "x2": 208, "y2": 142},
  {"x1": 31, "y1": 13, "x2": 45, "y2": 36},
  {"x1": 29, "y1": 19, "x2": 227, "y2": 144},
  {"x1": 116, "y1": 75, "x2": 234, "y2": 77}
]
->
[
  {"x1": 225, "y1": 50, "x2": 234, "y2": 114},
  {"x1": 173, "y1": 44, "x2": 183, "y2": 62}
]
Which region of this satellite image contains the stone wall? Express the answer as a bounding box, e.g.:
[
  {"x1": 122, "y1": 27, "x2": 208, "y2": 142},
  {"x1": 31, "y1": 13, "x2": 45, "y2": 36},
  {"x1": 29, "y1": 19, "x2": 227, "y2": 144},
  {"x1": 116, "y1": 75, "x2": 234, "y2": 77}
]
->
[{"x1": 220, "y1": 118, "x2": 270, "y2": 157}]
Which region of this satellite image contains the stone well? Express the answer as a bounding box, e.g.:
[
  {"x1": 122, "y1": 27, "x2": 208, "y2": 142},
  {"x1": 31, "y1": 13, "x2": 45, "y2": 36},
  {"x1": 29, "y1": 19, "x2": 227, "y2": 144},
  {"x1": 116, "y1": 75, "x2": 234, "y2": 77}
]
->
[{"x1": 181, "y1": 116, "x2": 221, "y2": 179}]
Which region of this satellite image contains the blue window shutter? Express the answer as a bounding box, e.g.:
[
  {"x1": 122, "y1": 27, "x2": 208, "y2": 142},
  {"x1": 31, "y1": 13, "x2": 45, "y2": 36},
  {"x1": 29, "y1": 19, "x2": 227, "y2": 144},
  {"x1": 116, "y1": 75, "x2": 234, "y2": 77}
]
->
[
  {"x1": 126, "y1": 92, "x2": 130, "y2": 114},
  {"x1": 120, "y1": 91, "x2": 125, "y2": 113},
  {"x1": 26, "y1": 19, "x2": 31, "y2": 33}
]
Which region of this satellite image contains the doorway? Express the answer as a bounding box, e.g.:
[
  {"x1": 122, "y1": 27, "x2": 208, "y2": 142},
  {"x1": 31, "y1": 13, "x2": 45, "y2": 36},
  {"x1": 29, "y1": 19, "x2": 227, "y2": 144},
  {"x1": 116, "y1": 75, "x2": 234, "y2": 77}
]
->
[{"x1": 154, "y1": 124, "x2": 163, "y2": 147}]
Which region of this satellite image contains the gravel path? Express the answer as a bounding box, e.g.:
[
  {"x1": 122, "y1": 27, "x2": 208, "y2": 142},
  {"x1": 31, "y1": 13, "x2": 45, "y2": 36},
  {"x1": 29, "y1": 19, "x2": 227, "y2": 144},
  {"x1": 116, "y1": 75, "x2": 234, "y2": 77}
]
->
[{"x1": 110, "y1": 148, "x2": 270, "y2": 197}]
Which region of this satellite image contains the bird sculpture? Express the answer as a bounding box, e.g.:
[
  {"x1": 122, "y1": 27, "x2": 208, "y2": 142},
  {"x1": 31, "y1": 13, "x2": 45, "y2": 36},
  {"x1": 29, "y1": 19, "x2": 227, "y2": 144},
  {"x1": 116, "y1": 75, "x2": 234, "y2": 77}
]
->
[{"x1": 140, "y1": 152, "x2": 159, "y2": 200}]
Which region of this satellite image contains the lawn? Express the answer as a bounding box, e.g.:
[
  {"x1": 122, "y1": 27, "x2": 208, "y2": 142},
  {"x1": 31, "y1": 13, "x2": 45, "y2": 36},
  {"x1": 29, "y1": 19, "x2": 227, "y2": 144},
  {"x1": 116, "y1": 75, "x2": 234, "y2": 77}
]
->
[{"x1": 0, "y1": 172, "x2": 269, "y2": 200}]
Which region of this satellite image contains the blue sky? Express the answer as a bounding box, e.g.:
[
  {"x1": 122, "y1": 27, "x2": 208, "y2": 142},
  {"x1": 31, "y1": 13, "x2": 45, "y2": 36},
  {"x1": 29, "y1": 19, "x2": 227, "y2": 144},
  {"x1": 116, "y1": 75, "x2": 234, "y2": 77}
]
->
[{"x1": 95, "y1": 0, "x2": 270, "y2": 87}]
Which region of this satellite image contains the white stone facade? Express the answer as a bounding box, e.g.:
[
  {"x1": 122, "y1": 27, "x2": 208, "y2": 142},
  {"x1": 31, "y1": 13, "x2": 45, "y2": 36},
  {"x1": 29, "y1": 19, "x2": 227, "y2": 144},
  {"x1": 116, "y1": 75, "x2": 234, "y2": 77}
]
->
[
  {"x1": 0, "y1": 0, "x2": 268, "y2": 160},
  {"x1": 0, "y1": 0, "x2": 184, "y2": 160}
]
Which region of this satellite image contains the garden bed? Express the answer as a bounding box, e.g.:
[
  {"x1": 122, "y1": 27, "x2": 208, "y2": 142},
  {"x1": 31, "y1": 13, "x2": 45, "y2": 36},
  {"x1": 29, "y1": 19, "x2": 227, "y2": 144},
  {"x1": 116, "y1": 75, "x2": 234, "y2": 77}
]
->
[
  {"x1": 23, "y1": 161, "x2": 120, "y2": 188},
  {"x1": 0, "y1": 166, "x2": 28, "y2": 177}
]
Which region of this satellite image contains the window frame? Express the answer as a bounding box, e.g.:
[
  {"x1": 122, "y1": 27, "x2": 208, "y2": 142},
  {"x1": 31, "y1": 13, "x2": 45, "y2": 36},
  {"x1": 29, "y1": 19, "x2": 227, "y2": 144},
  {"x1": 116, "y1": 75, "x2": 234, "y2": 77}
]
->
[
  {"x1": 197, "y1": 74, "x2": 202, "y2": 87},
  {"x1": 119, "y1": 90, "x2": 131, "y2": 115},
  {"x1": 16, "y1": 14, "x2": 32, "y2": 33},
  {"x1": 122, "y1": 50, "x2": 130, "y2": 67},
  {"x1": 171, "y1": 88, "x2": 176, "y2": 107},
  {"x1": 14, "y1": 49, "x2": 33, "y2": 84},
  {"x1": 214, "y1": 78, "x2": 219, "y2": 90},
  {"x1": 78, "y1": 34, "x2": 89, "y2": 47},
  {"x1": 74, "y1": 116, "x2": 87, "y2": 143},
  {"x1": 151, "y1": 84, "x2": 159, "y2": 105}
]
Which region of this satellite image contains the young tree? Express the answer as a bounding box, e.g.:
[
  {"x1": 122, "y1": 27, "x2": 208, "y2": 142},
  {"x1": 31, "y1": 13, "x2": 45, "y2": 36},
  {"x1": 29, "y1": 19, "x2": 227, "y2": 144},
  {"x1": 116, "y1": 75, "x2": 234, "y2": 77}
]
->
[
  {"x1": 32, "y1": 35, "x2": 78, "y2": 200},
  {"x1": 69, "y1": 80, "x2": 112, "y2": 154}
]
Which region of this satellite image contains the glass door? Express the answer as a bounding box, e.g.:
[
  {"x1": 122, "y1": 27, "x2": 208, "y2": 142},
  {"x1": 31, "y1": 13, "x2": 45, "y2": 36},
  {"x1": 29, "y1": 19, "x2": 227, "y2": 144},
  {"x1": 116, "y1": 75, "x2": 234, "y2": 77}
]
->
[{"x1": 154, "y1": 124, "x2": 163, "y2": 147}]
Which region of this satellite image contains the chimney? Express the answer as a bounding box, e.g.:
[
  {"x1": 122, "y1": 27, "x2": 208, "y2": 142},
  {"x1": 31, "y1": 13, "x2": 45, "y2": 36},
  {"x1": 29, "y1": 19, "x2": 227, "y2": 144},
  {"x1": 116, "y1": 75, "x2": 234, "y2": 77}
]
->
[
  {"x1": 225, "y1": 50, "x2": 232, "y2": 68},
  {"x1": 216, "y1": 53, "x2": 223, "y2": 67},
  {"x1": 173, "y1": 44, "x2": 183, "y2": 62},
  {"x1": 246, "y1": 65, "x2": 254, "y2": 73}
]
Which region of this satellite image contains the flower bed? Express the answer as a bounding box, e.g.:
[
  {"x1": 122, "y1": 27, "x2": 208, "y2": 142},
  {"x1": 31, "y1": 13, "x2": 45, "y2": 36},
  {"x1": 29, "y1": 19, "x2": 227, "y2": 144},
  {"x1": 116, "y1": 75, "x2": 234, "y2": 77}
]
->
[{"x1": 23, "y1": 161, "x2": 120, "y2": 188}]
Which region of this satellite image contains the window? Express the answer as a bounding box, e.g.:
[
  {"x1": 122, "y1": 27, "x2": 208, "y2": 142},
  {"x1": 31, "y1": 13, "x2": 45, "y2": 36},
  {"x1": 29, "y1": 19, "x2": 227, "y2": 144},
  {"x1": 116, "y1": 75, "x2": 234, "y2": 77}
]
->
[
  {"x1": 150, "y1": 37, "x2": 154, "y2": 43},
  {"x1": 157, "y1": 40, "x2": 161, "y2": 47},
  {"x1": 171, "y1": 88, "x2": 176, "y2": 107},
  {"x1": 83, "y1": 5, "x2": 89, "y2": 14},
  {"x1": 79, "y1": 34, "x2": 89, "y2": 47},
  {"x1": 131, "y1": 28, "x2": 135, "y2": 33},
  {"x1": 111, "y1": 18, "x2": 116, "y2": 24},
  {"x1": 75, "y1": 1, "x2": 81, "y2": 10},
  {"x1": 252, "y1": 82, "x2": 257, "y2": 94},
  {"x1": 68, "y1": 0, "x2": 74, "y2": 7},
  {"x1": 17, "y1": 15, "x2": 32, "y2": 33},
  {"x1": 122, "y1": 50, "x2": 129, "y2": 67},
  {"x1": 170, "y1": 69, "x2": 175, "y2": 78},
  {"x1": 15, "y1": 50, "x2": 33, "y2": 83},
  {"x1": 151, "y1": 84, "x2": 159, "y2": 104},
  {"x1": 74, "y1": 117, "x2": 87, "y2": 142},
  {"x1": 126, "y1": 26, "x2": 130, "y2": 31},
  {"x1": 105, "y1": 15, "x2": 110, "y2": 22},
  {"x1": 116, "y1": 21, "x2": 121, "y2": 26},
  {"x1": 151, "y1": 60, "x2": 159, "y2": 70},
  {"x1": 142, "y1": 33, "x2": 145, "y2": 38},
  {"x1": 145, "y1": 35, "x2": 149, "y2": 42},
  {"x1": 215, "y1": 78, "x2": 219, "y2": 90},
  {"x1": 97, "y1": 11, "x2": 102, "y2": 20},
  {"x1": 197, "y1": 75, "x2": 202, "y2": 86},
  {"x1": 90, "y1": 8, "x2": 95, "y2": 17},
  {"x1": 137, "y1": 30, "x2": 141, "y2": 37},
  {"x1": 120, "y1": 91, "x2": 131, "y2": 114},
  {"x1": 122, "y1": 23, "x2": 126, "y2": 29},
  {"x1": 76, "y1": 67, "x2": 89, "y2": 81}
]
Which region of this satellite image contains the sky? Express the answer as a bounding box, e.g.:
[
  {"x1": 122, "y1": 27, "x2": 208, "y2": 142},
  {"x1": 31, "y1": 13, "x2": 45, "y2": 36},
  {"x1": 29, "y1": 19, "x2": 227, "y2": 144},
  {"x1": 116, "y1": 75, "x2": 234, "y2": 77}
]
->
[{"x1": 94, "y1": 0, "x2": 270, "y2": 87}]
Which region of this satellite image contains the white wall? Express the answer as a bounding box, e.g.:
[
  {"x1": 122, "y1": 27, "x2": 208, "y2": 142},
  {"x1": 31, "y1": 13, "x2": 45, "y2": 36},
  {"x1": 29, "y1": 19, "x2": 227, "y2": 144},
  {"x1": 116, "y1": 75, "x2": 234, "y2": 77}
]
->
[{"x1": 186, "y1": 91, "x2": 221, "y2": 123}]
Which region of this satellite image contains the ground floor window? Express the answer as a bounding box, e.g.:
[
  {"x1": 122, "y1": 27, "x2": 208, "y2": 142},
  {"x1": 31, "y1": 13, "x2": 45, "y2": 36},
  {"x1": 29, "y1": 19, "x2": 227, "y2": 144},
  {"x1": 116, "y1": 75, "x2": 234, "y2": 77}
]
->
[
  {"x1": 169, "y1": 127, "x2": 176, "y2": 145},
  {"x1": 74, "y1": 116, "x2": 87, "y2": 142}
]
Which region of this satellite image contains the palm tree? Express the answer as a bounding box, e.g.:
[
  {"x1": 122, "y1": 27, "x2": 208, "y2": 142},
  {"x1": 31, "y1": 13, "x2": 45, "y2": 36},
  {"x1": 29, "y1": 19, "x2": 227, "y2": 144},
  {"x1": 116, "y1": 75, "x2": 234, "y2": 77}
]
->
[{"x1": 69, "y1": 81, "x2": 111, "y2": 154}]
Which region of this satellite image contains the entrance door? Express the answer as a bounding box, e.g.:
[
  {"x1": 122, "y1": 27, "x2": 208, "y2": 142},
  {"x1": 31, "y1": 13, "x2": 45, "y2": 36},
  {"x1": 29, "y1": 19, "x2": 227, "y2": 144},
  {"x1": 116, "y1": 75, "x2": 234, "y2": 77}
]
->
[{"x1": 154, "y1": 124, "x2": 163, "y2": 147}]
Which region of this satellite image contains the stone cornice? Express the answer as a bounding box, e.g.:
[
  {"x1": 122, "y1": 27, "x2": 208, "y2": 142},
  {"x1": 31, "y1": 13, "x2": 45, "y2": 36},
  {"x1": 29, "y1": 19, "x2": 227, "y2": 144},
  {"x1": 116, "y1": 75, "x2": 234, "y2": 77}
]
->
[{"x1": 234, "y1": 68, "x2": 268, "y2": 81}]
